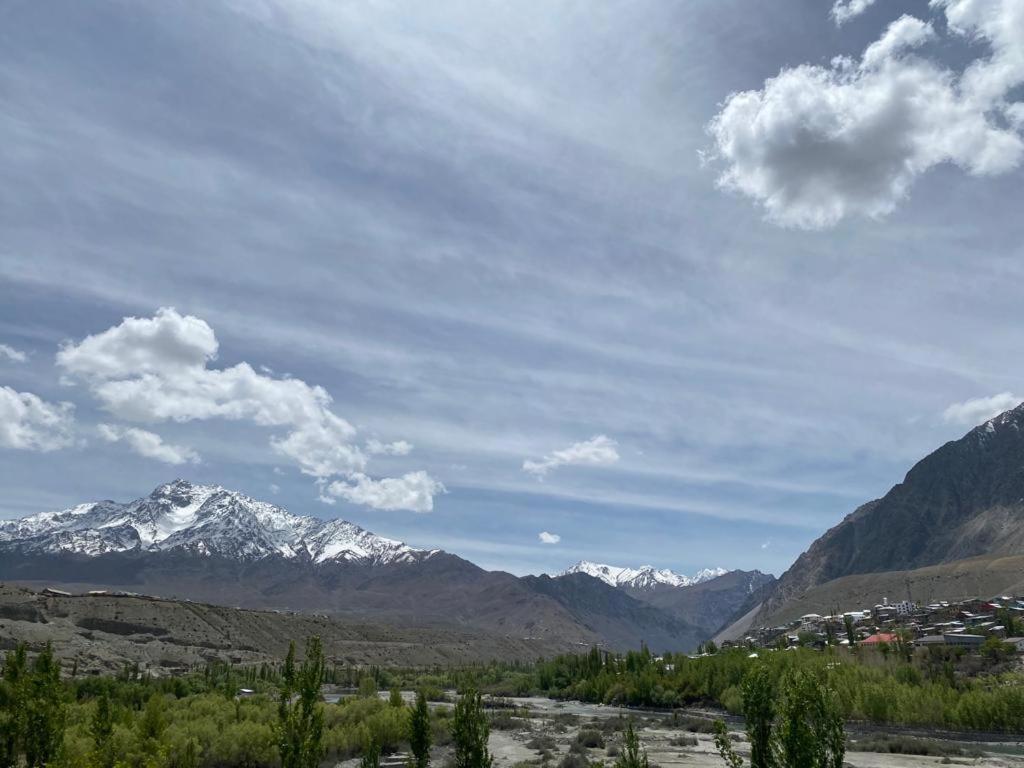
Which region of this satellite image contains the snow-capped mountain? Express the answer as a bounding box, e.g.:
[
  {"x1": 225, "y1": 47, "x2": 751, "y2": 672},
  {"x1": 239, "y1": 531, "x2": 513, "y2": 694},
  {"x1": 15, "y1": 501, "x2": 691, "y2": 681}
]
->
[
  {"x1": 561, "y1": 561, "x2": 727, "y2": 590},
  {"x1": 0, "y1": 479, "x2": 434, "y2": 565}
]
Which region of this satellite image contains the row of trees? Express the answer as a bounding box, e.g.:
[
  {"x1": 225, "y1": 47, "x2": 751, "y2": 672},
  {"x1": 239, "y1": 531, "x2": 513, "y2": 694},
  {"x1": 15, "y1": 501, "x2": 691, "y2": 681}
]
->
[
  {"x1": 0, "y1": 638, "x2": 498, "y2": 768},
  {"x1": 531, "y1": 644, "x2": 1024, "y2": 732}
]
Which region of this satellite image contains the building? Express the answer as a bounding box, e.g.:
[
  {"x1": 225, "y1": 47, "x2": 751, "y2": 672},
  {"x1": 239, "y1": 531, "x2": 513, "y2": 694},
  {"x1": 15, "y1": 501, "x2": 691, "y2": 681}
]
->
[
  {"x1": 1003, "y1": 637, "x2": 1024, "y2": 653},
  {"x1": 861, "y1": 633, "x2": 899, "y2": 646},
  {"x1": 942, "y1": 633, "x2": 986, "y2": 649}
]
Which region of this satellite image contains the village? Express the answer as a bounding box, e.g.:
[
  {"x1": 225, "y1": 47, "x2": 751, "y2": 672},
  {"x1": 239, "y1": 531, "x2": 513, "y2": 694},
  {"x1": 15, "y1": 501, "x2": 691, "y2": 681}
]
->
[{"x1": 732, "y1": 595, "x2": 1024, "y2": 655}]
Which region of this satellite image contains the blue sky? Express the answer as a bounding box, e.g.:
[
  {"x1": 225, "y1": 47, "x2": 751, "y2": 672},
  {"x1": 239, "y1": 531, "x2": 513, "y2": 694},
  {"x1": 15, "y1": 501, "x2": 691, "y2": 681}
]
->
[{"x1": 1, "y1": 0, "x2": 1023, "y2": 576}]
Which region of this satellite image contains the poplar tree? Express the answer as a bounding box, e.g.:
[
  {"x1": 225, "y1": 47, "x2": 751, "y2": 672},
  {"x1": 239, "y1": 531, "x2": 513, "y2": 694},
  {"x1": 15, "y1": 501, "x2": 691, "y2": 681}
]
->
[
  {"x1": 452, "y1": 689, "x2": 492, "y2": 768},
  {"x1": 409, "y1": 689, "x2": 432, "y2": 768},
  {"x1": 90, "y1": 693, "x2": 116, "y2": 768},
  {"x1": 278, "y1": 637, "x2": 326, "y2": 768}
]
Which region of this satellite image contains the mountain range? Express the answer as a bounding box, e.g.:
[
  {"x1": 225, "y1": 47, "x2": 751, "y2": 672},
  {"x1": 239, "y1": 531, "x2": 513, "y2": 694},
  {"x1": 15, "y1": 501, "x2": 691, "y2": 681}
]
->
[
  {"x1": 0, "y1": 480, "x2": 760, "y2": 654},
  {"x1": 721, "y1": 401, "x2": 1024, "y2": 637}
]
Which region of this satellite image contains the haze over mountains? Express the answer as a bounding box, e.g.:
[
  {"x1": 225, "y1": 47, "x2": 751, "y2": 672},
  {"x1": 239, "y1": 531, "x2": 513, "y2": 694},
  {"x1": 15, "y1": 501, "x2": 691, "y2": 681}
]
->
[{"x1": 0, "y1": 479, "x2": 756, "y2": 653}]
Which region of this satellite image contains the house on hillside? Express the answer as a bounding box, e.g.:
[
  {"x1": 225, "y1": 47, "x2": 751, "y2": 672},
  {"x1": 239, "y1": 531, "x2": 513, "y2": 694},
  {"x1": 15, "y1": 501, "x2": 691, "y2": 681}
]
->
[{"x1": 861, "y1": 633, "x2": 899, "y2": 646}]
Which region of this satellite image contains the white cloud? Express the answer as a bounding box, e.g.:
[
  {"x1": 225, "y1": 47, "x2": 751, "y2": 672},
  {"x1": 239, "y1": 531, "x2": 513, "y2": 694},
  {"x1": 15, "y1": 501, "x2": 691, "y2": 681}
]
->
[
  {"x1": 366, "y1": 438, "x2": 414, "y2": 456},
  {"x1": 831, "y1": 0, "x2": 877, "y2": 25},
  {"x1": 0, "y1": 344, "x2": 27, "y2": 363},
  {"x1": 707, "y1": 3, "x2": 1024, "y2": 228},
  {"x1": 269, "y1": 483, "x2": 281, "y2": 494},
  {"x1": 538, "y1": 531, "x2": 561, "y2": 544},
  {"x1": 323, "y1": 471, "x2": 445, "y2": 513},
  {"x1": 0, "y1": 386, "x2": 75, "y2": 452},
  {"x1": 523, "y1": 434, "x2": 620, "y2": 478},
  {"x1": 97, "y1": 423, "x2": 200, "y2": 465},
  {"x1": 942, "y1": 392, "x2": 1021, "y2": 425},
  {"x1": 58, "y1": 308, "x2": 442, "y2": 511}
]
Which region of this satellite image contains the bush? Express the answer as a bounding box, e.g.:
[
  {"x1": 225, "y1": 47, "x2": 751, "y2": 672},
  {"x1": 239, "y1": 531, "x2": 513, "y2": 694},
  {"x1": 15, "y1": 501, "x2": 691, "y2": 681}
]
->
[
  {"x1": 558, "y1": 753, "x2": 589, "y2": 768},
  {"x1": 669, "y1": 735, "x2": 697, "y2": 747},
  {"x1": 574, "y1": 729, "x2": 605, "y2": 749}
]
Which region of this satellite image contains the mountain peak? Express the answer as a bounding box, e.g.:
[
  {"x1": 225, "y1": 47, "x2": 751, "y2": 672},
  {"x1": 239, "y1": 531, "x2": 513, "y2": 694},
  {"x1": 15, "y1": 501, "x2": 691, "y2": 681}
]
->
[
  {"x1": 561, "y1": 560, "x2": 727, "y2": 590},
  {"x1": 0, "y1": 479, "x2": 430, "y2": 566}
]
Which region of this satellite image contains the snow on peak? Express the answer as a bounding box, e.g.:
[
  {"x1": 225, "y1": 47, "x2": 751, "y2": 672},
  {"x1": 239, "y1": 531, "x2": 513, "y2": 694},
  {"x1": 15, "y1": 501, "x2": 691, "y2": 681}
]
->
[
  {"x1": 0, "y1": 479, "x2": 430, "y2": 565},
  {"x1": 561, "y1": 560, "x2": 727, "y2": 589}
]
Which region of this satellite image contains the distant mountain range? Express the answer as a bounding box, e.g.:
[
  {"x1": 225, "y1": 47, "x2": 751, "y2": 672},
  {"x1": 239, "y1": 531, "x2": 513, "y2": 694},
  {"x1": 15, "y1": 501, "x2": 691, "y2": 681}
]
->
[
  {"x1": 0, "y1": 479, "x2": 763, "y2": 653},
  {"x1": 560, "y1": 561, "x2": 728, "y2": 590},
  {"x1": 721, "y1": 401, "x2": 1024, "y2": 638}
]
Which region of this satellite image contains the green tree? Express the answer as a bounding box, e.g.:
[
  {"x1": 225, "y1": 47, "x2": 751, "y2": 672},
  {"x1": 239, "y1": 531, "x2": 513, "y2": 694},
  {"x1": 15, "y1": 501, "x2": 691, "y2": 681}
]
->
[
  {"x1": 452, "y1": 689, "x2": 492, "y2": 768},
  {"x1": 360, "y1": 738, "x2": 381, "y2": 768},
  {"x1": 139, "y1": 693, "x2": 167, "y2": 743},
  {"x1": 775, "y1": 670, "x2": 844, "y2": 768},
  {"x1": 409, "y1": 689, "x2": 432, "y2": 768},
  {"x1": 712, "y1": 721, "x2": 742, "y2": 768},
  {"x1": 22, "y1": 643, "x2": 66, "y2": 768},
  {"x1": 741, "y1": 664, "x2": 774, "y2": 768},
  {"x1": 614, "y1": 720, "x2": 649, "y2": 768},
  {"x1": 278, "y1": 636, "x2": 326, "y2": 768},
  {"x1": 389, "y1": 686, "x2": 404, "y2": 708},
  {"x1": 842, "y1": 615, "x2": 856, "y2": 647},
  {"x1": 358, "y1": 675, "x2": 378, "y2": 699},
  {"x1": 89, "y1": 693, "x2": 116, "y2": 768},
  {"x1": 0, "y1": 644, "x2": 28, "y2": 768}
]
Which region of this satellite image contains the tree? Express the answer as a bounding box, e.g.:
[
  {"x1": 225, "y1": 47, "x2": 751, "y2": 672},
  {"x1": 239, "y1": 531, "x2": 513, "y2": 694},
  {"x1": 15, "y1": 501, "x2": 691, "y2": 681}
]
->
[
  {"x1": 278, "y1": 636, "x2": 326, "y2": 768},
  {"x1": 614, "y1": 720, "x2": 649, "y2": 768},
  {"x1": 358, "y1": 675, "x2": 378, "y2": 699},
  {"x1": 712, "y1": 721, "x2": 742, "y2": 768},
  {"x1": 0, "y1": 644, "x2": 28, "y2": 768},
  {"x1": 775, "y1": 670, "x2": 844, "y2": 768},
  {"x1": 409, "y1": 689, "x2": 432, "y2": 768},
  {"x1": 842, "y1": 615, "x2": 856, "y2": 647},
  {"x1": 90, "y1": 693, "x2": 116, "y2": 768},
  {"x1": 139, "y1": 693, "x2": 166, "y2": 743},
  {"x1": 389, "y1": 686, "x2": 404, "y2": 708},
  {"x1": 741, "y1": 664, "x2": 774, "y2": 768},
  {"x1": 715, "y1": 667, "x2": 844, "y2": 768},
  {"x1": 452, "y1": 689, "x2": 492, "y2": 768},
  {"x1": 22, "y1": 643, "x2": 66, "y2": 768},
  {"x1": 360, "y1": 738, "x2": 381, "y2": 768}
]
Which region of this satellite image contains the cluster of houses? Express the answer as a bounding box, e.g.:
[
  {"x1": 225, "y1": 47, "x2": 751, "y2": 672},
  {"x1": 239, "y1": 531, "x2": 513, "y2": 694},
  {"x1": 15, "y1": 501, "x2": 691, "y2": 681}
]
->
[{"x1": 735, "y1": 595, "x2": 1024, "y2": 654}]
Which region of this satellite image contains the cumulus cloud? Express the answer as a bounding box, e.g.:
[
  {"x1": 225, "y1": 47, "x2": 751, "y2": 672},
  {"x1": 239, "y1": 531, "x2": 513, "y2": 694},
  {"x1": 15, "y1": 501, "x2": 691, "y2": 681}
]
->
[
  {"x1": 538, "y1": 531, "x2": 561, "y2": 544},
  {"x1": 523, "y1": 435, "x2": 620, "y2": 478},
  {"x1": 366, "y1": 439, "x2": 414, "y2": 456},
  {"x1": 98, "y1": 423, "x2": 200, "y2": 465},
  {"x1": 59, "y1": 308, "x2": 441, "y2": 511},
  {"x1": 942, "y1": 392, "x2": 1021, "y2": 425},
  {"x1": 706, "y1": 2, "x2": 1024, "y2": 228},
  {"x1": 322, "y1": 471, "x2": 445, "y2": 512},
  {"x1": 0, "y1": 344, "x2": 27, "y2": 363},
  {"x1": 832, "y1": 0, "x2": 877, "y2": 25},
  {"x1": 0, "y1": 386, "x2": 75, "y2": 452}
]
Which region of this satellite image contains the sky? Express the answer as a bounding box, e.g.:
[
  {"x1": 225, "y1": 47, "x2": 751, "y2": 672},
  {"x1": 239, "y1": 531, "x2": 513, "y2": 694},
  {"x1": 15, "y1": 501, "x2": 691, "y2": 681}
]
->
[{"x1": 1, "y1": 0, "x2": 1023, "y2": 577}]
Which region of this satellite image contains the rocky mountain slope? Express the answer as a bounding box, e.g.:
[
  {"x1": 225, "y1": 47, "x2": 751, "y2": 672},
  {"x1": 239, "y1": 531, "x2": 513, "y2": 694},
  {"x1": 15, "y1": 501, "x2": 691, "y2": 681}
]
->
[
  {"x1": 0, "y1": 480, "x2": 711, "y2": 653},
  {"x1": 626, "y1": 569, "x2": 776, "y2": 637},
  {"x1": 0, "y1": 584, "x2": 566, "y2": 674},
  {"x1": 743, "y1": 402, "x2": 1024, "y2": 629}
]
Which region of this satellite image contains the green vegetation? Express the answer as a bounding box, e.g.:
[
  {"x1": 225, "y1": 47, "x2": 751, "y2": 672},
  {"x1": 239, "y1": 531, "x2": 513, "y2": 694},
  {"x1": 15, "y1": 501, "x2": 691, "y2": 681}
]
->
[
  {"x1": 409, "y1": 689, "x2": 432, "y2": 768},
  {"x1": 452, "y1": 689, "x2": 492, "y2": 768},
  {"x1": 530, "y1": 644, "x2": 1024, "y2": 732}
]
